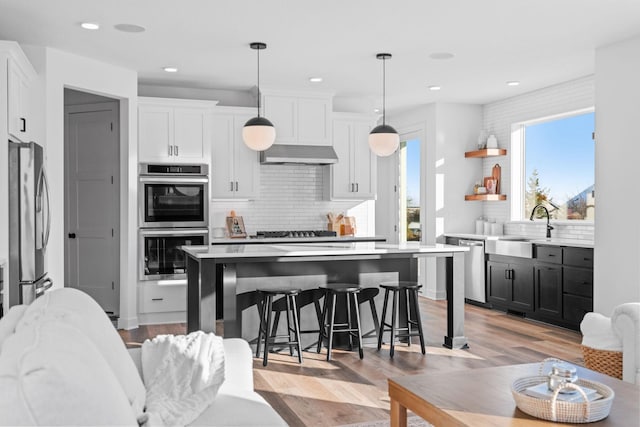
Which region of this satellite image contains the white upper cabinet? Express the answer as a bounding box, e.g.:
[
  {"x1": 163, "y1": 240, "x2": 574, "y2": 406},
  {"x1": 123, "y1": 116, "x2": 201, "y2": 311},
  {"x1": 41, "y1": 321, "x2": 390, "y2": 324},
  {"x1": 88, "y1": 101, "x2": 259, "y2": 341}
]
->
[
  {"x1": 138, "y1": 97, "x2": 217, "y2": 162},
  {"x1": 5, "y1": 45, "x2": 37, "y2": 143},
  {"x1": 261, "y1": 89, "x2": 332, "y2": 146},
  {"x1": 325, "y1": 113, "x2": 377, "y2": 200},
  {"x1": 210, "y1": 107, "x2": 259, "y2": 199}
]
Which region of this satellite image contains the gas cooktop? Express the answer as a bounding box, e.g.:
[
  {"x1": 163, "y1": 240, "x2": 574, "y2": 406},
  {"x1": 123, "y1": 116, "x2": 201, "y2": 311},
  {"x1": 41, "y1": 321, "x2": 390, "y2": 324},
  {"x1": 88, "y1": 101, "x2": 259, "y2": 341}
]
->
[{"x1": 253, "y1": 230, "x2": 337, "y2": 238}]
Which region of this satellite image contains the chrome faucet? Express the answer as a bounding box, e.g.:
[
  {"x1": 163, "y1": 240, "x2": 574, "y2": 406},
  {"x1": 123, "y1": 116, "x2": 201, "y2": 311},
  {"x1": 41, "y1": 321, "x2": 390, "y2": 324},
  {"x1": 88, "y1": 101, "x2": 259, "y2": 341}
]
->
[{"x1": 530, "y1": 204, "x2": 554, "y2": 238}]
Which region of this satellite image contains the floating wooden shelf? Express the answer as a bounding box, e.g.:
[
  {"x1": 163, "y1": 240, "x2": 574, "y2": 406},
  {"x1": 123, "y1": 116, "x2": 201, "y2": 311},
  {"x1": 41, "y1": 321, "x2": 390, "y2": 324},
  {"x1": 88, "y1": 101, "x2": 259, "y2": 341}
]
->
[
  {"x1": 465, "y1": 194, "x2": 507, "y2": 201},
  {"x1": 465, "y1": 148, "x2": 507, "y2": 158}
]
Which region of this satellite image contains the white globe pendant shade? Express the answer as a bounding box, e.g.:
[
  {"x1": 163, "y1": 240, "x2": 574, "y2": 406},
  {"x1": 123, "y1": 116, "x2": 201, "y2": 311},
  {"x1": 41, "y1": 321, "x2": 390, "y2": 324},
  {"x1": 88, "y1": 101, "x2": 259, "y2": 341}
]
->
[
  {"x1": 242, "y1": 116, "x2": 276, "y2": 151},
  {"x1": 369, "y1": 53, "x2": 399, "y2": 157},
  {"x1": 368, "y1": 123, "x2": 400, "y2": 157}
]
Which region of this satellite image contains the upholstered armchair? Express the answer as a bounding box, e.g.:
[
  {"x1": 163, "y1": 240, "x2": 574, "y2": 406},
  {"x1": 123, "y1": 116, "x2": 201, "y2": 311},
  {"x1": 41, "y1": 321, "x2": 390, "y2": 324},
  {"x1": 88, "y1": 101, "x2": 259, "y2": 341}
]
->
[{"x1": 580, "y1": 302, "x2": 640, "y2": 384}]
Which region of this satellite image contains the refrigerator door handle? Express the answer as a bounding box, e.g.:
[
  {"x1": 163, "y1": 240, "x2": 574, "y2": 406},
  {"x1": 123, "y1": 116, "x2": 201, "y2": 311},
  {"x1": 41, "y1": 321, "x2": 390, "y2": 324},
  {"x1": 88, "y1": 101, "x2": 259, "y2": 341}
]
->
[
  {"x1": 41, "y1": 168, "x2": 52, "y2": 249},
  {"x1": 35, "y1": 168, "x2": 45, "y2": 249},
  {"x1": 35, "y1": 277, "x2": 54, "y2": 297}
]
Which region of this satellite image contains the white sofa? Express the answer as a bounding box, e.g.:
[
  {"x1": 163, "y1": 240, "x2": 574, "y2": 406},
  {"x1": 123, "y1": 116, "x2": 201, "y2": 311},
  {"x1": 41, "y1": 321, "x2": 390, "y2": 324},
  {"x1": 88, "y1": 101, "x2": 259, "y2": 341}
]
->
[
  {"x1": 0, "y1": 287, "x2": 287, "y2": 426},
  {"x1": 580, "y1": 302, "x2": 640, "y2": 384}
]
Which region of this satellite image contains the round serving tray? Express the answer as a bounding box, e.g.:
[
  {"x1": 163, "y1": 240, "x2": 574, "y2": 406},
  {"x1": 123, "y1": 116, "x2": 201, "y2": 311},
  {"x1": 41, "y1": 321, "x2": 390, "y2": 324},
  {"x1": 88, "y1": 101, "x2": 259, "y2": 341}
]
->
[{"x1": 512, "y1": 375, "x2": 614, "y2": 423}]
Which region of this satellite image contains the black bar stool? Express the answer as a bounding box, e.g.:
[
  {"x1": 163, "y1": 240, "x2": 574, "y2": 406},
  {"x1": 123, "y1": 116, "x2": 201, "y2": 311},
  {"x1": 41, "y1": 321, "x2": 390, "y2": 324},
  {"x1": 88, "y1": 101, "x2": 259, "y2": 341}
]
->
[
  {"x1": 256, "y1": 288, "x2": 302, "y2": 366},
  {"x1": 271, "y1": 288, "x2": 324, "y2": 351},
  {"x1": 377, "y1": 281, "x2": 425, "y2": 357},
  {"x1": 357, "y1": 287, "x2": 380, "y2": 341},
  {"x1": 316, "y1": 283, "x2": 364, "y2": 361}
]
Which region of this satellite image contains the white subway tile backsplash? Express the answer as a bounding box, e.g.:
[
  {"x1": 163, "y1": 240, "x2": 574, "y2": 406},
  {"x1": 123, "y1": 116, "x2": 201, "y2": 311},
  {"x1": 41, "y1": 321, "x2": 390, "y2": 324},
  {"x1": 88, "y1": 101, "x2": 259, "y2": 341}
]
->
[
  {"x1": 504, "y1": 222, "x2": 594, "y2": 241},
  {"x1": 210, "y1": 164, "x2": 373, "y2": 236}
]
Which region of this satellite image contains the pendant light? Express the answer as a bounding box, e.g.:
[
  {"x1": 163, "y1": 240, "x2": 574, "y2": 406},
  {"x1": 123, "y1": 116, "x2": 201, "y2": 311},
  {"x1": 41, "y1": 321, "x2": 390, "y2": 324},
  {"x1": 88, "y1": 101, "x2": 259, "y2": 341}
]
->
[
  {"x1": 368, "y1": 53, "x2": 399, "y2": 157},
  {"x1": 242, "y1": 42, "x2": 276, "y2": 151}
]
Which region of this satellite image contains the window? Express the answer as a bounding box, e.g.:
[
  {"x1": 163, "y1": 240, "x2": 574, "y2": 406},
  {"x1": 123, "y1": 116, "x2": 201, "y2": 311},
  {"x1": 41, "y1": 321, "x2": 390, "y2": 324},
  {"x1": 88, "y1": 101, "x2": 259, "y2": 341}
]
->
[
  {"x1": 399, "y1": 138, "x2": 421, "y2": 241},
  {"x1": 513, "y1": 110, "x2": 595, "y2": 221}
]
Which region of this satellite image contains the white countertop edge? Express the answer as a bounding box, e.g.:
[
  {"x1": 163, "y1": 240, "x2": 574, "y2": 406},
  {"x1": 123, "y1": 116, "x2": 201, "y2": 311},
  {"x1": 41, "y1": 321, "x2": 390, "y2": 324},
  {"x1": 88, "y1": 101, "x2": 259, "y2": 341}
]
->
[
  {"x1": 210, "y1": 235, "x2": 387, "y2": 244},
  {"x1": 444, "y1": 233, "x2": 594, "y2": 248},
  {"x1": 183, "y1": 242, "x2": 469, "y2": 259}
]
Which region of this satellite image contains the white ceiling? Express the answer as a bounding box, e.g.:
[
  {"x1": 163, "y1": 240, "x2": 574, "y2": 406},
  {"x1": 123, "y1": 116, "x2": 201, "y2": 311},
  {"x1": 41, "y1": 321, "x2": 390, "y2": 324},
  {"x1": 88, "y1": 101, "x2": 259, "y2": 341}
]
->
[{"x1": 1, "y1": 0, "x2": 639, "y2": 112}]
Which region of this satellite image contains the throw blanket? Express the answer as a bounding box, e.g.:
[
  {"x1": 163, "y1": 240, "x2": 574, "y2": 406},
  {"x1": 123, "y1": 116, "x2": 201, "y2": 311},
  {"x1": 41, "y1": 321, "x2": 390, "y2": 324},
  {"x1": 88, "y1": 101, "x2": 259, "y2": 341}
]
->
[
  {"x1": 141, "y1": 331, "x2": 225, "y2": 426},
  {"x1": 580, "y1": 312, "x2": 622, "y2": 350}
]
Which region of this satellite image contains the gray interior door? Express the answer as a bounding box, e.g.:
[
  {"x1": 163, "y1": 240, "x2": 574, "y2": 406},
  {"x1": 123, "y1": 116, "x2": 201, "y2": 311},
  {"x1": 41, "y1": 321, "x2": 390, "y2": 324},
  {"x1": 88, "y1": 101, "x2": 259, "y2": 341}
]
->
[{"x1": 65, "y1": 101, "x2": 119, "y2": 315}]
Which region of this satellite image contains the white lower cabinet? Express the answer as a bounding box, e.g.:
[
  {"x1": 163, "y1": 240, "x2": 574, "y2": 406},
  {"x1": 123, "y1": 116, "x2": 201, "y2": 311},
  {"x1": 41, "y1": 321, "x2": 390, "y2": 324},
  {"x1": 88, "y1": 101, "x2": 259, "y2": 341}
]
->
[
  {"x1": 325, "y1": 113, "x2": 377, "y2": 200},
  {"x1": 211, "y1": 107, "x2": 259, "y2": 199},
  {"x1": 138, "y1": 97, "x2": 217, "y2": 162},
  {"x1": 138, "y1": 283, "x2": 186, "y2": 314}
]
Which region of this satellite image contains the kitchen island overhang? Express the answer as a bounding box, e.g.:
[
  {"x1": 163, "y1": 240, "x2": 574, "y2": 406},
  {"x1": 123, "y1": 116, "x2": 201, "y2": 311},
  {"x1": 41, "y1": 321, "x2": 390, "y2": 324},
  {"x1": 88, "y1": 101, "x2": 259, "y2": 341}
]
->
[{"x1": 183, "y1": 242, "x2": 470, "y2": 349}]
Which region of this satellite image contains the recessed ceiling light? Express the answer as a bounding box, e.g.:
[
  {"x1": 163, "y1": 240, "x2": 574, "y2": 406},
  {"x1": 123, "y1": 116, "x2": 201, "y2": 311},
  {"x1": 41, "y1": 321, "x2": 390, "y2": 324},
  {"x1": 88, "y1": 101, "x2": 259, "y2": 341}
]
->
[
  {"x1": 428, "y1": 85, "x2": 441, "y2": 91},
  {"x1": 114, "y1": 23, "x2": 146, "y2": 33},
  {"x1": 80, "y1": 22, "x2": 100, "y2": 30},
  {"x1": 309, "y1": 77, "x2": 323, "y2": 83},
  {"x1": 163, "y1": 67, "x2": 178, "y2": 73},
  {"x1": 507, "y1": 81, "x2": 520, "y2": 86},
  {"x1": 373, "y1": 108, "x2": 381, "y2": 114},
  {"x1": 429, "y1": 52, "x2": 455, "y2": 60}
]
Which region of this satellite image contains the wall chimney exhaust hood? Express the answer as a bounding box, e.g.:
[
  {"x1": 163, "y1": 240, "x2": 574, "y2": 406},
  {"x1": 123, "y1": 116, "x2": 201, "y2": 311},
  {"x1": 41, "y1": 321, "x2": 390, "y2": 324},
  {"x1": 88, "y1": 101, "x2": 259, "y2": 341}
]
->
[{"x1": 259, "y1": 144, "x2": 338, "y2": 165}]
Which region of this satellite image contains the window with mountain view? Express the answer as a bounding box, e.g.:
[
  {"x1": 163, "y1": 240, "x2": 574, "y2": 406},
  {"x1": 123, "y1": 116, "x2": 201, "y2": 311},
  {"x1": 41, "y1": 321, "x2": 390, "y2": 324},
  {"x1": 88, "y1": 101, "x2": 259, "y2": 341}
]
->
[{"x1": 523, "y1": 110, "x2": 595, "y2": 221}]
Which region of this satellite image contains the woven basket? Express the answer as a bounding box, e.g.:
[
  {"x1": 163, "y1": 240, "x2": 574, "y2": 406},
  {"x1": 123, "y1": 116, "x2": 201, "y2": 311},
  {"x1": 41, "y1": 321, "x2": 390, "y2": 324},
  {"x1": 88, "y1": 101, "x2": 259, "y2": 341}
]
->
[
  {"x1": 511, "y1": 359, "x2": 615, "y2": 423},
  {"x1": 582, "y1": 345, "x2": 623, "y2": 380}
]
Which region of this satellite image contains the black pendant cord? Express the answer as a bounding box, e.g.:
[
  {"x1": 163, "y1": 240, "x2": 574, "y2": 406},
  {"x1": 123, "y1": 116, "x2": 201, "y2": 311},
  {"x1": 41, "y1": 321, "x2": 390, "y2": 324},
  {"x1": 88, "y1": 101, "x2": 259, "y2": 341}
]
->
[
  {"x1": 256, "y1": 46, "x2": 261, "y2": 118},
  {"x1": 382, "y1": 56, "x2": 386, "y2": 126}
]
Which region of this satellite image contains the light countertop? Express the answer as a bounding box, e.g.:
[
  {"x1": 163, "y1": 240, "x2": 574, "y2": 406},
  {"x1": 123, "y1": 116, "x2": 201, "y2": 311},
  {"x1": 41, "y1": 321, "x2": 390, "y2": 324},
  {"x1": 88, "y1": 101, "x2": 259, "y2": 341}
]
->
[
  {"x1": 183, "y1": 242, "x2": 468, "y2": 260},
  {"x1": 444, "y1": 233, "x2": 594, "y2": 249},
  {"x1": 210, "y1": 235, "x2": 387, "y2": 245}
]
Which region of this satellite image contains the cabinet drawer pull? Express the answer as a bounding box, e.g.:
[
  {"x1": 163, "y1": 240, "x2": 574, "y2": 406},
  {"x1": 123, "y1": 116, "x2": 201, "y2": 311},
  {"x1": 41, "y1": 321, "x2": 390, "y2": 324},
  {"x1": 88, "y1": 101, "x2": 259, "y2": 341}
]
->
[
  {"x1": 235, "y1": 181, "x2": 238, "y2": 191},
  {"x1": 169, "y1": 145, "x2": 173, "y2": 156},
  {"x1": 230, "y1": 181, "x2": 234, "y2": 191},
  {"x1": 355, "y1": 183, "x2": 359, "y2": 192},
  {"x1": 584, "y1": 257, "x2": 591, "y2": 261},
  {"x1": 547, "y1": 254, "x2": 556, "y2": 257},
  {"x1": 174, "y1": 145, "x2": 179, "y2": 156},
  {"x1": 151, "y1": 298, "x2": 164, "y2": 301},
  {"x1": 20, "y1": 118, "x2": 26, "y2": 132}
]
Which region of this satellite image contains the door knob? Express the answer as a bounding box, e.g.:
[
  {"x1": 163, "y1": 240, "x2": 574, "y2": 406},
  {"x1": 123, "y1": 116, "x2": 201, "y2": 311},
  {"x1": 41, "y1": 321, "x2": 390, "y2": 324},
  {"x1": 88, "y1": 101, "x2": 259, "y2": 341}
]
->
[{"x1": 68, "y1": 233, "x2": 76, "y2": 239}]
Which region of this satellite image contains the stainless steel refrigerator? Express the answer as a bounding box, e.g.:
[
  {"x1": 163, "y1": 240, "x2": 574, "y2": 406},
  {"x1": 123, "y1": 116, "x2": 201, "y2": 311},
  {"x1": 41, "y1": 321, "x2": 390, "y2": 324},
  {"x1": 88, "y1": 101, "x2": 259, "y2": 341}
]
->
[{"x1": 8, "y1": 140, "x2": 53, "y2": 307}]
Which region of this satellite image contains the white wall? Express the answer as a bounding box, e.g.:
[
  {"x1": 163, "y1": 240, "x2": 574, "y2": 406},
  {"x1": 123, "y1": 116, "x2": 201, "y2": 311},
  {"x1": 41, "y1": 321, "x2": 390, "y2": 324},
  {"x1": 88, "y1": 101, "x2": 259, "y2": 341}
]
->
[
  {"x1": 139, "y1": 84, "x2": 253, "y2": 107},
  {"x1": 594, "y1": 35, "x2": 640, "y2": 313},
  {"x1": 23, "y1": 46, "x2": 139, "y2": 328},
  {"x1": 382, "y1": 103, "x2": 483, "y2": 299}
]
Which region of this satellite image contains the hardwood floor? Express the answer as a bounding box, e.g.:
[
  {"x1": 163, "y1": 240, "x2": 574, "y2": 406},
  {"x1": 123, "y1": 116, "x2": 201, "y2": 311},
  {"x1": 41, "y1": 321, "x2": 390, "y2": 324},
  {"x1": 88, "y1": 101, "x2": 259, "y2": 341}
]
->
[{"x1": 118, "y1": 299, "x2": 583, "y2": 426}]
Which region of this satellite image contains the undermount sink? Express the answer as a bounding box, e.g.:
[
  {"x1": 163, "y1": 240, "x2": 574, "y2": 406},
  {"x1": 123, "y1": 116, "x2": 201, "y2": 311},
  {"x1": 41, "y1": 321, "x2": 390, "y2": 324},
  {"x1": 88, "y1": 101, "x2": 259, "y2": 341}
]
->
[{"x1": 485, "y1": 237, "x2": 533, "y2": 258}]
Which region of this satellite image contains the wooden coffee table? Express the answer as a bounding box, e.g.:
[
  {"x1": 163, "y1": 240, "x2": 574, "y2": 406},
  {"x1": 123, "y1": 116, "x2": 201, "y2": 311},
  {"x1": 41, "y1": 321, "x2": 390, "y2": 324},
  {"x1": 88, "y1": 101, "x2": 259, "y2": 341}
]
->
[{"x1": 388, "y1": 363, "x2": 639, "y2": 427}]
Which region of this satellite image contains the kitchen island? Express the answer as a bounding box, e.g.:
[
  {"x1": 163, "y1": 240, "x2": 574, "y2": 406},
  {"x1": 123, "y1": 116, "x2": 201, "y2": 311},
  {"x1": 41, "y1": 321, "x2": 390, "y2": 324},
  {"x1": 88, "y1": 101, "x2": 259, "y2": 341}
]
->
[{"x1": 183, "y1": 242, "x2": 469, "y2": 349}]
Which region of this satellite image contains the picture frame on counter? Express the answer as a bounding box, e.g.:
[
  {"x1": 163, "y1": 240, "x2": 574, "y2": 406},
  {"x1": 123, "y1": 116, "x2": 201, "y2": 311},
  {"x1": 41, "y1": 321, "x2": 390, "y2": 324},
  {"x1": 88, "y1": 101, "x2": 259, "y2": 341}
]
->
[{"x1": 226, "y1": 216, "x2": 247, "y2": 238}]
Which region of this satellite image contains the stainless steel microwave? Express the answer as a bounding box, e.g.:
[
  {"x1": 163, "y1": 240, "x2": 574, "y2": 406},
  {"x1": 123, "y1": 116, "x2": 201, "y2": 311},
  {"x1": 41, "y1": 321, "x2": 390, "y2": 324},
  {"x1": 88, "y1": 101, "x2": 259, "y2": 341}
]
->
[{"x1": 138, "y1": 163, "x2": 209, "y2": 228}]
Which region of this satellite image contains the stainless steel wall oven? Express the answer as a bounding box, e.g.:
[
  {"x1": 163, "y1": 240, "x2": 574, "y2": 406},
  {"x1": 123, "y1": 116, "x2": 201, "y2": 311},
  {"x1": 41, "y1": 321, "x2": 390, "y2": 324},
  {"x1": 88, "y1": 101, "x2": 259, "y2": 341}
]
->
[
  {"x1": 138, "y1": 163, "x2": 209, "y2": 228},
  {"x1": 138, "y1": 163, "x2": 209, "y2": 281},
  {"x1": 139, "y1": 228, "x2": 209, "y2": 281}
]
